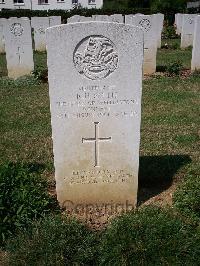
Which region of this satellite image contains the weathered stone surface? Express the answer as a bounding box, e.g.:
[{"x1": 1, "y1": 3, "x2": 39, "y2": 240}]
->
[
  {"x1": 155, "y1": 13, "x2": 164, "y2": 48},
  {"x1": 92, "y1": 15, "x2": 110, "y2": 21},
  {"x1": 31, "y1": 17, "x2": 49, "y2": 51},
  {"x1": 191, "y1": 15, "x2": 200, "y2": 70},
  {"x1": 49, "y1": 16, "x2": 62, "y2": 27},
  {"x1": 4, "y1": 17, "x2": 34, "y2": 79},
  {"x1": 110, "y1": 14, "x2": 124, "y2": 23},
  {"x1": 181, "y1": 14, "x2": 196, "y2": 48},
  {"x1": 67, "y1": 15, "x2": 93, "y2": 23},
  {"x1": 125, "y1": 14, "x2": 158, "y2": 74},
  {"x1": 175, "y1": 13, "x2": 183, "y2": 35},
  {"x1": 0, "y1": 18, "x2": 6, "y2": 54},
  {"x1": 46, "y1": 22, "x2": 143, "y2": 209}
]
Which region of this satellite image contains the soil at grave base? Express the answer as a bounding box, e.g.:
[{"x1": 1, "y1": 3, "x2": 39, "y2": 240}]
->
[{"x1": 48, "y1": 177, "x2": 179, "y2": 231}]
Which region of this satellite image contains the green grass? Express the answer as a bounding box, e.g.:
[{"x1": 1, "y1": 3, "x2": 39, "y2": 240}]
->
[
  {"x1": 157, "y1": 39, "x2": 192, "y2": 69},
  {"x1": 0, "y1": 48, "x2": 199, "y2": 186},
  {"x1": 0, "y1": 39, "x2": 200, "y2": 265}
]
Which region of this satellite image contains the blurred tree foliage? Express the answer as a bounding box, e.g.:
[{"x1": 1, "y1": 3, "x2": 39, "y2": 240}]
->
[
  {"x1": 150, "y1": 0, "x2": 187, "y2": 13},
  {"x1": 104, "y1": 0, "x2": 187, "y2": 12}
]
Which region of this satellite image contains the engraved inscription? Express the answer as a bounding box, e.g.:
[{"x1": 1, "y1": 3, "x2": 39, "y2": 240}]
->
[
  {"x1": 10, "y1": 23, "x2": 24, "y2": 36},
  {"x1": 68, "y1": 169, "x2": 133, "y2": 184},
  {"x1": 74, "y1": 35, "x2": 118, "y2": 80},
  {"x1": 139, "y1": 19, "x2": 151, "y2": 32},
  {"x1": 82, "y1": 122, "x2": 112, "y2": 167},
  {"x1": 55, "y1": 84, "x2": 139, "y2": 120}
]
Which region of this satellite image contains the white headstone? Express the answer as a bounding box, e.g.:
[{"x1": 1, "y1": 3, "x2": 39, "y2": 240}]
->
[
  {"x1": 92, "y1": 14, "x2": 124, "y2": 23},
  {"x1": 49, "y1": 16, "x2": 62, "y2": 27},
  {"x1": 177, "y1": 13, "x2": 184, "y2": 35},
  {"x1": 181, "y1": 14, "x2": 196, "y2": 48},
  {"x1": 175, "y1": 13, "x2": 183, "y2": 35},
  {"x1": 125, "y1": 14, "x2": 135, "y2": 25},
  {"x1": 110, "y1": 14, "x2": 124, "y2": 23},
  {"x1": 191, "y1": 16, "x2": 200, "y2": 70},
  {"x1": 92, "y1": 15, "x2": 111, "y2": 21},
  {"x1": 154, "y1": 13, "x2": 164, "y2": 48},
  {"x1": 4, "y1": 17, "x2": 34, "y2": 79},
  {"x1": 31, "y1": 17, "x2": 49, "y2": 51},
  {"x1": 67, "y1": 15, "x2": 92, "y2": 23},
  {"x1": 0, "y1": 18, "x2": 6, "y2": 54},
  {"x1": 46, "y1": 22, "x2": 143, "y2": 210},
  {"x1": 67, "y1": 15, "x2": 81, "y2": 23},
  {"x1": 126, "y1": 14, "x2": 158, "y2": 74}
]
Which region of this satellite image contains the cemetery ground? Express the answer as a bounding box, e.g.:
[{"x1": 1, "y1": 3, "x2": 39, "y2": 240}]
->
[{"x1": 0, "y1": 38, "x2": 200, "y2": 265}]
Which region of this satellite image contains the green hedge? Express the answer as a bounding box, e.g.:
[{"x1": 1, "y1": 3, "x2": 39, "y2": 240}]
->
[{"x1": 0, "y1": 7, "x2": 151, "y2": 20}]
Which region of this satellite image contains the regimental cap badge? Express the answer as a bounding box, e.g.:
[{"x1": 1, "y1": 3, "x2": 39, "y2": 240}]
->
[
  {"x1": 10, "y1": 23, "x2": 24, "y2": 36},
  {"x1": 139, "y1": 19, "x2": 151, "y2": 32},
  {"x1": 74, "y1": 35, "x2": 119, "y2": 80}
]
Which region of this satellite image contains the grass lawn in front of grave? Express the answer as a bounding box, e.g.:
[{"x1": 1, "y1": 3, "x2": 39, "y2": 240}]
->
[
  {"x1": 157, "y1": 38, "x2": 192, "y2": 70},
  {"x1": 0, "y1": 50, "x2": 199, "y2": 207},
  {"x1": 0, "y1": 39, "x2": 199, "y2": 202},
  {"x1": 0, "y1": 39, "x2": 200, "y2": 264},
  {"x1": 33, "y1": 51, "x2": 47, "y2": 69},
  {"x1": 0, "y1": 53, "x2": 7, "y2": 77}
]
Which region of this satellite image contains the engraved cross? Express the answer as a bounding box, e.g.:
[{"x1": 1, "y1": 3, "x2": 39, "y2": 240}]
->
[
  {"x1": 82, "y1": 122, "x2": 112, "y2": 167},
  {"x1": 16, "y1": 46, "x2": 24, "y2": 64}
]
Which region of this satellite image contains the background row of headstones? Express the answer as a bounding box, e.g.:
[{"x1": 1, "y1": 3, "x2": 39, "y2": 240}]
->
[
  {"x1": 175, "y1": 13, "x2": 200, "y2": 70},
  {"x1": 175, "y1": 13, "x2": 199, "y2": 48},
  {"x1": 0, "y1": 14, "x2": 164, "y2": 79},
  {"x1": 0, "y1": 13, "x2": 199, "y2": 79},
  {"x1": 0, "y1": 16, "x2": 62, "y2": 78}
]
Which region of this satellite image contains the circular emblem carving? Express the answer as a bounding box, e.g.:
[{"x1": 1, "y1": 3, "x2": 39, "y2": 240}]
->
[
  {"x1": 38, "y1": 27, "x2": 45, "y2": 34},
  {"x1": 73, "y1": 35, "x2": 118, "y2": 80},
  {"x1": 10, "y1": 23, "x2": 24, "y2": 36},
  {"x1": 139, "y1": 19, "x2": 151, "y2": 32}
]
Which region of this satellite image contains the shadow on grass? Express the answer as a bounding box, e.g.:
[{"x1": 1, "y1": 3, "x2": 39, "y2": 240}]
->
[{"x1": 138, "y1": 155, "x2": 191, "y2": 205}]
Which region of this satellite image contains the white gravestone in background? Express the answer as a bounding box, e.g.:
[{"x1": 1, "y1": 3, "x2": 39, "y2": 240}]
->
[
  {"x1": 175, "y1": 13, "x2": 183, "y2": 35},
  {"x1": 92, "y1": 15, "x2": 110, "y2": 21},
  {"x1": 67, "y1": 15, "x2": 81, "y2": 23},
  {"x1": 181, "y1": 14, "x2": 196, "y2": 48},
  {"x1": 49, "y1": 16, "x2": 62, "y2": 27},
  {"x1": 31, "y1": 17, "x2": 49, "y2": 51},
  {"x1": 125, "y1": 14, "x2": 135, "y2": 24},
  {"x1": 46, "y1": 22, "x2": 143, "y2": 209},
  {"x1": 154, "y1": 13, "x2": 164, "y2": 48},
  {"x1": 4, "y1": 17, "x2": 34, "y2": 79},
  {"x1": 67, "y1": 15, "x2": 93, "y2": 23},
  {"x1": 191, "y1": 16, "x2": 200, "y2": 71},
  {"x1": 126, "y1": 14, "x2": 158, "y2": 74},
  {"x1": 92, "y1": 14, "x2": 124, "y2": 23},
  {"x1": 110, "y1": 14, "x2": 124, "y2": 23},
  {"x1": 0, "y1": 18, "x2": 6, "y2": 54}
]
